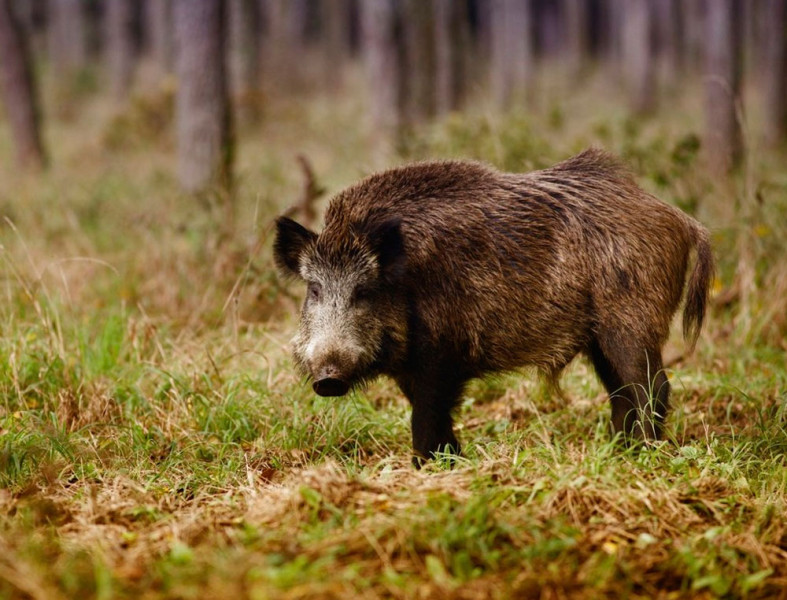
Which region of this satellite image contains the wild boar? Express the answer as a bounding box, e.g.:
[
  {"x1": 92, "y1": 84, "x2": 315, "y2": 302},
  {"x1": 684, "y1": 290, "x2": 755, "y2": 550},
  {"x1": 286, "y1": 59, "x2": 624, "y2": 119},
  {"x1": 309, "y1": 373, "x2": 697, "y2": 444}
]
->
[{"x1": 273, "y1": 149, "x2": 713, "y2": 465}]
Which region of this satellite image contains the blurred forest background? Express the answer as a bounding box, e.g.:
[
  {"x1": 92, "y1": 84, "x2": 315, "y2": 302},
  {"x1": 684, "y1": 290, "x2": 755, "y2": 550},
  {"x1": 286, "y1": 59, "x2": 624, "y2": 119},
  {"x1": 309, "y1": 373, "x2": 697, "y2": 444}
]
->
[
  {"x1": 2, "y1": 2, "x2": 787, "y2": 598},
  {"x1": 2, "y1": 0, "x2": 786, "y2": 320},
  {"x1": 2, "y1": 0, "x2": 786, "y2": 179},
  {"x1": 1, "y1": 0, "x2": 785, "y2": 347}
]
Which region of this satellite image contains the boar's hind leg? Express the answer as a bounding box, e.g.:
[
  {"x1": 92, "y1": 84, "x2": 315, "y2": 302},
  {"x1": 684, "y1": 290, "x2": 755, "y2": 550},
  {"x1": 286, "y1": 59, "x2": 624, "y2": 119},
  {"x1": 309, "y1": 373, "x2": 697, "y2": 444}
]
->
[
  {"x1": 398, "y1": 374, "x2": 464, "y2": 468},
  {"x1": 588, "y1": 333, "x2": 669, "y2": 443}
]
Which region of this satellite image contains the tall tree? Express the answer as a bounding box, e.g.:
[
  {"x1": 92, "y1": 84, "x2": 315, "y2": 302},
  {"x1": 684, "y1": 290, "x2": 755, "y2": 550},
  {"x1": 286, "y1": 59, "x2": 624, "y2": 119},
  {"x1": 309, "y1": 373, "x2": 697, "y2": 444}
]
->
[
  {"x1": 473, "y1": 0, "x2": 493, "y2": 65},
  {"x1": 744, "y1": 0, "x2": 769, "y2": 83},
  {"x1": 105, "y1": 0, "x2": 136, "y2": 99},
  {"x1": 320, "y1": 0, "x2": 352, "y2": 90},
  {"x1": 621, "y1": 0, "x2": 655, "y2": 114},
  {"x1": 227, "y1": 0, "x2": 260, "y2": 122},
  {"x1": 562, "y1": 0, "x2": 589, "y2": 75},
  {"x1": 359, "y1": 0, "x2": 403, "y2": 136},
  {"x1": 145, "y1": 0, "x2": 173, "y2": 74},
  {"x1": 11, "y1": 0, "x2": 47, "y2": 58},
  {"x1": 0, "y1": 0, "x2": 47, "y2": 169},
  {"x1": 681, "y1": 0, "x2": 705, "y2": 74},
  {"x1": 401, "y1": 0, "x2": 436, "y2": 125},
  {"x1": 762, "y1": 0, "x2": 787, "y2": 146},
  {"x1": 533, "y1": 0, "x2": 561, "y2": 58},
  {"x1": 653, "y1": 0, "x2": 684, "y2": 87},
  {"x1": 10, "y1": 0, "x2": 35, "y2": 35},
  {"x1": 704, "y1": 0, "x2": 743, "y2": 173},
  {"x1": 599, "y1": 0, "x2": 624, "y2": 72},
  {"x1": 434, "y1": 0, "x2": 469, "y2": 115},
  {"x1": 47, "y1": 0, "x2": 87, "y2": 75},
  {"x1": 262, "y1": 0, "x2": 308, "y2": 86},
  {"x1": 174, "y1": 0, "x2": 233, "y2": 195},
  {"x1": 489, "y1": 0, "x2": 533, "y2": 109}
]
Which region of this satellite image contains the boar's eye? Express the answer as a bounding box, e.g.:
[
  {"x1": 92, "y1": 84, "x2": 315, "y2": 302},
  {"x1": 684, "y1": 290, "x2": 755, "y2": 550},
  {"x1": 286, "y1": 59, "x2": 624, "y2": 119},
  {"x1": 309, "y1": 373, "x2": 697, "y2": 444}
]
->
[
  {"x1": 307, "y1": 282, "x2": 322, "y2": 302},
  {"x1": 352, "y1": 286, "x2": 373, "y2": 304}
]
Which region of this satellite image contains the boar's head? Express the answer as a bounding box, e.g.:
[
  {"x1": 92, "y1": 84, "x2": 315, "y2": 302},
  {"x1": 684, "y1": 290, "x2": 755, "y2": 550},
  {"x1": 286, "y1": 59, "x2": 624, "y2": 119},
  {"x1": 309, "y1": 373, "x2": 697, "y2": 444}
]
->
[{"x1": 274, "y1": 216, "x2": 407, "y2": 397}]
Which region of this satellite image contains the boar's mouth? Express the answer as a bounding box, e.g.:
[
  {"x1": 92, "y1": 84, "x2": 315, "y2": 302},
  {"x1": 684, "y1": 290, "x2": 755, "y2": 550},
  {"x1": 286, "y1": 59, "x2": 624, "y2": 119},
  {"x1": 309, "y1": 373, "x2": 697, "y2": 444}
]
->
[{"x1": 312, "y1": 377, "x2": 350, "y2": 397}]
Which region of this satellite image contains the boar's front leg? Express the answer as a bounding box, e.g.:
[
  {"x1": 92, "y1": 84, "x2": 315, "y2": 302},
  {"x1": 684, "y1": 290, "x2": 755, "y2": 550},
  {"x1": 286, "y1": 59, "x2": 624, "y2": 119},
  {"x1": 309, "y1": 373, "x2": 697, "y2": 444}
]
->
[{"x1": 396, "y1": 370, "x2": 465, "y2": 468}]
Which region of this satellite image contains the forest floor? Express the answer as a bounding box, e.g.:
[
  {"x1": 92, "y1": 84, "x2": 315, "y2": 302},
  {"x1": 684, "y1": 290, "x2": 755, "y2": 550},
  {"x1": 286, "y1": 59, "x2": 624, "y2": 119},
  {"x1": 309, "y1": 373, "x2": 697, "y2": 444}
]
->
[{"x1": 1, "y1": 71, "x2": 787, "y2": 599}]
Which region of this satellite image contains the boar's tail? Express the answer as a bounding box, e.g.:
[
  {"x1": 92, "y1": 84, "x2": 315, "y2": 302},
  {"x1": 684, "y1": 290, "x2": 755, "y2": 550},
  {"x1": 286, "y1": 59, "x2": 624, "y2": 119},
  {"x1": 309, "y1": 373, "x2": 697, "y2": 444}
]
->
[{"x1": 682, "y1": 223, "x2": 714, "y2": 352}]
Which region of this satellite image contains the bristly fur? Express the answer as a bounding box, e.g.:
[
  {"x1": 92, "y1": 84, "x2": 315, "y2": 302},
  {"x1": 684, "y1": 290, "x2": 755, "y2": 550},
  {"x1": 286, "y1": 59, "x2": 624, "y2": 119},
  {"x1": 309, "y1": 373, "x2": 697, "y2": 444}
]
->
[{"x1": 274, "y1": 148, "x2": 715, "y2": 464}]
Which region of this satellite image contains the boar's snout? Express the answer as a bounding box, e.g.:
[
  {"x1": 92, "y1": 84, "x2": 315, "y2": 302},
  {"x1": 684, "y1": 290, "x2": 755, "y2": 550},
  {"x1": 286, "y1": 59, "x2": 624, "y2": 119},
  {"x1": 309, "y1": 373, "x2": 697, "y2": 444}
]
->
[
  {"x1": 312, "y1": 365, "x2": 350, "y2": 397},
  {"x1": 313, "y1": 378, "x2": 350, "y2": 397}
]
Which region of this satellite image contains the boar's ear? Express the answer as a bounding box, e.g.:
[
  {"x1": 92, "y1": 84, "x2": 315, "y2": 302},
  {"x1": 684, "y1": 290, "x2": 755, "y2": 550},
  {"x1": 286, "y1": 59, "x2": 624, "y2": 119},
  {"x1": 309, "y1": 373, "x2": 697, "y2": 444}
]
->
[
  {"x1": 274, "y1": 217, "x2": 317, "y2": 278},
  {"x1": 367, "y1": 218, "x2": 406, "y2": 282}
]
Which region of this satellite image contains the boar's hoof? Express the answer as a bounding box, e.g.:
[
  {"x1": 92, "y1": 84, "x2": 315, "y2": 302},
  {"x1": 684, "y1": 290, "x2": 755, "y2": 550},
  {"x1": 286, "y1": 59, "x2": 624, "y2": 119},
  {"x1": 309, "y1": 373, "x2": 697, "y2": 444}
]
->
[
  {"x1": 313, "y1": 378, "x2": 350, "y2": 397},
  {"x1": 412, "y1": 441, "x2": 462, "y2": 469}
]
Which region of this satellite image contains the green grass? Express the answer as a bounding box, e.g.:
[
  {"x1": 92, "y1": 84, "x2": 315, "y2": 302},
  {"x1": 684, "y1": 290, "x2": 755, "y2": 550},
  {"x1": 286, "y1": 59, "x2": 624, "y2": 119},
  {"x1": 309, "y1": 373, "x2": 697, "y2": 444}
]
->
[{"x1": 1, "y1": 68, "x2": 787, "y2": 599}]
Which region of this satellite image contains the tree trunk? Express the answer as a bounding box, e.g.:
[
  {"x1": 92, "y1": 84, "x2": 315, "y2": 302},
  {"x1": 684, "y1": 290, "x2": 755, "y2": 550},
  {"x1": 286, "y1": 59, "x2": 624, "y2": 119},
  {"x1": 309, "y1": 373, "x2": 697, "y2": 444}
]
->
[
  {"x1": 598, "y1": 0, "x2": 624, "y2": 71},
  {"x1": 562, "y1": 0, "x2": 588, "y2": 75},
  {"x1": 744, "y1": 0, "x2": 770, "y2": 84},
  {"x1": 490, "y1": 0, "x2": 533, "y2": 110},
  {"x1": 174, "y1": 0, "x2": 233, "y2": 196},
  {"x1": 401, "y1": 0, "x2": 436, "y2": 125},
  {"x1": 105, "y1": 0, "x2": 135, "y2": 100},
  {"x1": 0, "y1": 0, "x2": 46, "y2": 169},
  {"x1": 12, "y1": 0, "x2": 47, "y2": 72},
  {"x1": 47, "y1": 0, "x2": 87, "y2": 75},
  {"x1": 474, "y1": 0, "x2": 493, "y2": 64},
  {"x1": 359, "y1": 0, "x2": 403, "y2": 136},
  {"x1": 682, "y1": 0, "x2": 705, "y2": 74},
  {"x1": 434, "y1": 0, "x2": 468, "y2": 115},
  {"x1": 320, "y1": 0, "x2": 351, "y2": 90},
  {"x1": 227, "y1": 0, "x2": 260, "y2": 122},
  {"x1": 262, "y1": 0, "x2": 308, "y2": 86},
  {"x1": 261, "y1": 0, "x2": 286, "y2": 75},
  {"x1": 621, "y1": 0, "x2": 655, "y2": 114},
  {"x1": 286, "y1": 0, "x2": 310, "y2": 44},
  {"x1": 533, "y1": 0, "x2": 560, "y2": 59},
  {"x1": 762, "y1": 0, "x2": 787, "y2": 146},
  {"x1": 145, "y1": 0, "x2": 173, "y2": 73},
  {"x1": 703, "y1": 0, "x2": 743, "y2": 173},
  {"x1": 651, "y1": 0, "x2": 683, "y2": 88}
]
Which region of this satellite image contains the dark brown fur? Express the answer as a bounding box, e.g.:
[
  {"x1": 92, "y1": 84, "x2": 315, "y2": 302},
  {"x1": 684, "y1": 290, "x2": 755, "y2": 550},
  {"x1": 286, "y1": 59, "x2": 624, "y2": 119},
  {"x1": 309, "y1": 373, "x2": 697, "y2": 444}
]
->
[{"x1": 274, "y1": 149, "x2": 714, "y2": 465}]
